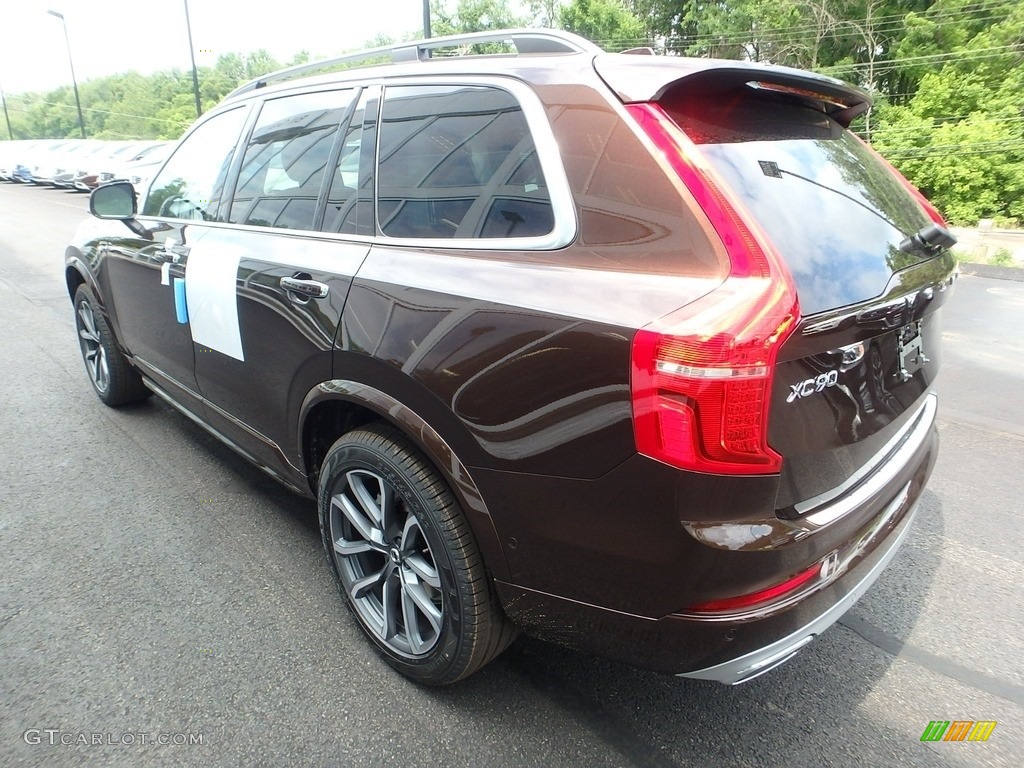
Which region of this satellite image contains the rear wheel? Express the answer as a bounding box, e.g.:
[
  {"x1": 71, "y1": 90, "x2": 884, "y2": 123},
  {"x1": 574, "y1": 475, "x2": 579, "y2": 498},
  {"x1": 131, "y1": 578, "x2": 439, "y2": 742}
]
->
[
  {"x1": 73, "y1": 284, "x2": 150, "y2": 407},
  {"x1": 318, "y1": 424, "x2": 516, "y2": 685}
]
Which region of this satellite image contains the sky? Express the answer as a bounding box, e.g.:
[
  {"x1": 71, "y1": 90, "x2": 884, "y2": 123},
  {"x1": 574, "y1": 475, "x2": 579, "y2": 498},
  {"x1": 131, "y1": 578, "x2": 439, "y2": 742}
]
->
[{"x1": 0, "y1": 0, "x2": 428, "y2": 95}]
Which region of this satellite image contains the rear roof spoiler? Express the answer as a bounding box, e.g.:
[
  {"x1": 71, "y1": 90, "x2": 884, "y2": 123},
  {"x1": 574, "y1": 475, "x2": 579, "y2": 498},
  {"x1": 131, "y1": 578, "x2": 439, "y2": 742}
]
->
[{"x1": 594, "y1": 55, "x2": 871, "y2": 127}]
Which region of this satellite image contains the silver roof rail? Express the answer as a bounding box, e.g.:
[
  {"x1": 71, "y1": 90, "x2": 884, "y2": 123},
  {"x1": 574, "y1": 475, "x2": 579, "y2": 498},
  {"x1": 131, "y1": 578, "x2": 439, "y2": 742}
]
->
[{"x1": 227, "y1": 29, "x2": 603, "y2": 100}]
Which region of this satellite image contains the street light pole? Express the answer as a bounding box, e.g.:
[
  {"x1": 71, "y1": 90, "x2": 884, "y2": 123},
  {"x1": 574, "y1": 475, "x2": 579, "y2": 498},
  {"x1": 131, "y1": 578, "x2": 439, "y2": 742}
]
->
[
  {"x1": 46, "y1": 10, "x2": 87, "y2": 139},
  {"x1": 183, "y1": 0, "x2": 202, "y2": 118},
  {"x1": 422, "y1": 0, "x2": 431, "y2": 38},
  {"x1": 0, "y1": 83, "x2": 13, "y2": 140}
]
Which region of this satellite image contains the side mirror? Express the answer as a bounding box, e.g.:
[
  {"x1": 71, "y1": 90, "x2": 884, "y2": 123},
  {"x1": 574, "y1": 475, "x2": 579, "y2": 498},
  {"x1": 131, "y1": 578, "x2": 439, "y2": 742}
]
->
[
  {"x1": 89, "y1": 180, "x2": 151, "y2": 239},
  {"x1": 90, "y1": 180, "x2": 137, "y2": 219}
]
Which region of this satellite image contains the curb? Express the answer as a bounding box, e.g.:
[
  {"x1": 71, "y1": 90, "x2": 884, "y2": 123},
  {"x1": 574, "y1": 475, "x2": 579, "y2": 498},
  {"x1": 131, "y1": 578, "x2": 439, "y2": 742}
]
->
[{"x1": 958, "y1": 262, "x2": 1024, "y2": 282}]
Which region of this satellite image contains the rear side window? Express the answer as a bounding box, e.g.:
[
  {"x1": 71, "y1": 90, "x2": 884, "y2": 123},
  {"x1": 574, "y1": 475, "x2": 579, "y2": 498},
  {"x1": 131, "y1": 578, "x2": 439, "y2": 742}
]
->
[
  {"x1": 322, "y1": 88, "x2": 376, "y2": 237},
  {"x1": 377, "y1": 84, "x2": 554, "y2": 239},
  {"x1": 229, "y1": 90, "x2": 354, "y2": 230},
  {"x1": 664, "y1": 86, "x2": 932, "y2": 315}
]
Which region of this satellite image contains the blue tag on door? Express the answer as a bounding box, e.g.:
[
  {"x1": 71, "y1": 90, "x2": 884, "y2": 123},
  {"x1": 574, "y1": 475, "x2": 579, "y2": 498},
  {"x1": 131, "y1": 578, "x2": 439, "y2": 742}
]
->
[{"x1": 173, "y1": 277, "x2": 189, "y2": 324}]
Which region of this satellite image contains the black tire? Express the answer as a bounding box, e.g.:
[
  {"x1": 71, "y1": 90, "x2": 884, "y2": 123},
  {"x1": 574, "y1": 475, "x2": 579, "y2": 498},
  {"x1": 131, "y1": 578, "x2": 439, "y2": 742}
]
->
[
  {"x1": 318, "y1": 424, "x2": 517, "y2": 685},
  {"x1": 73, "y1": 283, "x2": 150, "y2": 407}
]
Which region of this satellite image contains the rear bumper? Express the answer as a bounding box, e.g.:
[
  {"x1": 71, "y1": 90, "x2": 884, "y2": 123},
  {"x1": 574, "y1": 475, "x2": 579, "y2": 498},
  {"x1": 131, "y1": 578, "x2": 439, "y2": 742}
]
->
[
  {"x1": 496, "y1": 483, "x2": 926, "y2": 681},
  {"x1": 495, "y1": 395, "x2": 937, "y2": 681},
  {"x1": 677, "y1": 483, "x2": 918, "y2": 684}
]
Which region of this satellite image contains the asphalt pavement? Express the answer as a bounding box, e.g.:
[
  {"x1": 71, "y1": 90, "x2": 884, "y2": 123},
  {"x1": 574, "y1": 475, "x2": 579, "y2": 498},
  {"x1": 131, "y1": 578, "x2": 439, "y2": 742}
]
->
[{"x1": 1, "y1": 182, "x2": 1021, "y2": 767}]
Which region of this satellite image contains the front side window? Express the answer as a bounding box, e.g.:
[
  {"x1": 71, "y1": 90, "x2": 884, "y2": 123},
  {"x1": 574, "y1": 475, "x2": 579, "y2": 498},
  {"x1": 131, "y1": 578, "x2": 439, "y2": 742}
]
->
[
  {"x1": 229, "y1": 89, "x2": 355, "y2": 230},
  {"x1": 143, "y1": 107, "x2": 248, "y2": 221},
  {"x1": 376, "y1": 85, "x2": 553, "y2": 239}
]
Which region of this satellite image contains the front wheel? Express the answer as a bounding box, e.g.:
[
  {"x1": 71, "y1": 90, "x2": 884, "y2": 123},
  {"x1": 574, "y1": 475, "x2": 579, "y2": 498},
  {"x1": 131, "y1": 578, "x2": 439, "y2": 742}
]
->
[
  {"x1": 73, "y1": 284, "x2": 150, "y2": 407},
  {"x1": 318, "y1": 424, "x2": 517, "y2": 685}
]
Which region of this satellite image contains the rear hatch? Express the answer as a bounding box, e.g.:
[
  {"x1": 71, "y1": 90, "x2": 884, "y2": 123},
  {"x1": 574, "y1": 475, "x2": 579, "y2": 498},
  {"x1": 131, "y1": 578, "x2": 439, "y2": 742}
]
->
[{"x1": 600, "y1": 57, "x2": 957, "y2": 513}]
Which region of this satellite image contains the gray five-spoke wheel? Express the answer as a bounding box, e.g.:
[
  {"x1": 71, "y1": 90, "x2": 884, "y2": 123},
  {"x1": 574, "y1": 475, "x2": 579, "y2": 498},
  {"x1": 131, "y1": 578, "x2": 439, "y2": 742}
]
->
[
  {"x1": 330, "y1": 469, "x2": 443, "y2": 657},
  {"x1": 320, "y1": 426, "x2": 517, "y2": 683},
  {"x1": 76, "y1": 298, "x2": 110, "y2": 394}
]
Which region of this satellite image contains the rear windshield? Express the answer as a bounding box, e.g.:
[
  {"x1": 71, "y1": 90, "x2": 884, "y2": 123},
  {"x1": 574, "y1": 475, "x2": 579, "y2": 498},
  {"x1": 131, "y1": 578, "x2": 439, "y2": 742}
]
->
[{"x1": 663, "y1": 86, "x2": 932, "y2": 315}]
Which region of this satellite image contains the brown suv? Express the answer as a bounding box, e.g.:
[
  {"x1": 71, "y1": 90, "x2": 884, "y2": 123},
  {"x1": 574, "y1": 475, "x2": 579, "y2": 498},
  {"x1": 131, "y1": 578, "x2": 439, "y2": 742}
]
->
[{"x1": 67, "y1": 29, "x2": 958, "y2": 685}]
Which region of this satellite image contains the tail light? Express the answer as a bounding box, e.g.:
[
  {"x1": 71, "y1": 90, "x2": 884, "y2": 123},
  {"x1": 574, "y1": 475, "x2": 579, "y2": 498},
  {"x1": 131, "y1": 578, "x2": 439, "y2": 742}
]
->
[{"x1": 627, "y1": 103, "x2": 799, "y2": 475}]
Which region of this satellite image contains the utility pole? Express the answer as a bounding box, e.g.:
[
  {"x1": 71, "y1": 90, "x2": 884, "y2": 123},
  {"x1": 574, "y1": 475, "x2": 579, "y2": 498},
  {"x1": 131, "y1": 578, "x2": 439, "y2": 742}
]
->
[
  {"x1": 0, "y1": 83, "x2": 13, "y2": 140},
  {"x1": 184, "y1": 0, "x2": 203, "y2": 118},
  {"x1": 423, "y1": 0, "x2": 431, "y2": 38},
  {"x1": 47, "y1": 10, "x2": 87, "y2": 139}
]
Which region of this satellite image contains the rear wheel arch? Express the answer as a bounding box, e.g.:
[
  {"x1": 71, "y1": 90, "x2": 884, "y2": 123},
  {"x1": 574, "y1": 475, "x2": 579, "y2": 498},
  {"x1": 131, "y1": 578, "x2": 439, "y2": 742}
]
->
[{"x1": 299, "y1": 380, "x2": 511, "y2": 583}]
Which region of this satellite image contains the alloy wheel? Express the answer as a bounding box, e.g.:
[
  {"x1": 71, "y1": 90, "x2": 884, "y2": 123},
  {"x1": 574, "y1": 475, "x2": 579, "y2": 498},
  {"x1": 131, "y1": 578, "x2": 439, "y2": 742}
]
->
[
  {"x1": 329, "y1": 469, "x2": 443, "y2": 657},
  {"x1": 76, "y1": 299, "x2": 109, "y2": 394}
]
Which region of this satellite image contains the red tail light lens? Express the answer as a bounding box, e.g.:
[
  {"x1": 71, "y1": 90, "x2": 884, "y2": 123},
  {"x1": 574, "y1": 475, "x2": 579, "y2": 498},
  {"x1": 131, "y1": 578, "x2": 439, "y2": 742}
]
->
[{"x1": 627, "y1": 103, "x2": 799, "y2": 475}]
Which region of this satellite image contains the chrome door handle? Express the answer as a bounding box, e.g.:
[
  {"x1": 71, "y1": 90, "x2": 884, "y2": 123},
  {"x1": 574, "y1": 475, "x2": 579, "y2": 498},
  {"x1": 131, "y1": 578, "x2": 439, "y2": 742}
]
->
[{"x1": 280, "y1": 276, "x2": 329, "y2": 299}]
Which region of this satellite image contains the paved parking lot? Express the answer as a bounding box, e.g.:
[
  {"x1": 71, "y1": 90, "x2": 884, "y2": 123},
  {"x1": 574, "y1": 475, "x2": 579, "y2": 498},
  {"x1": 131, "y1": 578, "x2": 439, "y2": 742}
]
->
[{"x1": 1, "y1": 182, "x2": 1021, "y2": 767}]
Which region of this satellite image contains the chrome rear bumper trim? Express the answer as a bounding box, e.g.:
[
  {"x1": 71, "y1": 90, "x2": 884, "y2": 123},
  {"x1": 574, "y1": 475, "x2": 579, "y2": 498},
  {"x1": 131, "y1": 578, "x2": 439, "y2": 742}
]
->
[
  {"x1": 797, "y1": 393, "x2": 937, "y2": 528},
  {"x1": 677, "y1": 493, "x2": 919, "y2": 685}
]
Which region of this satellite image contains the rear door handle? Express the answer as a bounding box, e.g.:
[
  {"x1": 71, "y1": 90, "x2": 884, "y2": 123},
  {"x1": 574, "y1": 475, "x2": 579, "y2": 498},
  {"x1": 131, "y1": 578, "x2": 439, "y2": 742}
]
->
[{"x1": 280, "y1": 276, "x2": 329, "y2": 299}]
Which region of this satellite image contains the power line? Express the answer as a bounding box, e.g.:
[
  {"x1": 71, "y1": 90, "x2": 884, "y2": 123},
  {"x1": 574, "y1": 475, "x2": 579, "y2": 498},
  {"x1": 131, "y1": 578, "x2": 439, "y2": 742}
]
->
[
  {"x1": 584, "y1": 4, "x2": 1013, "y2": 49},
  {"x1": 574, "y1": 38, "x2": 1022, "y2": 76},
  {"x1": 881, "y1": 142, "x2": 1024, "y2": 158},
  {"x1": 6, "y1": 96, "x2": 189, "y2": 126},
  {"x1": 582, "y1": 1, "x2": 1017, "y2": 62},
  {"x1": 652, "y1": 11, "x2": 953, "y2": 46},
  {"x1": 636, "y1": 0, "x2": 1016, "y2": 49},
  {"x1": 890, "y1": 112, "x2": 1024, "y2": 127},
  {"x1": 823, "y1": 43, "x2": 1023, "y2": 72},
  {"x1": 887, "y1": 138, "x2": 1024, "y2": 151},
  {"x1": 856, "y1": 115, "x2": 1024, "y2": 139},
  {"x1": 588, "y1": 38, "x2": 1024, "y2": 78}
]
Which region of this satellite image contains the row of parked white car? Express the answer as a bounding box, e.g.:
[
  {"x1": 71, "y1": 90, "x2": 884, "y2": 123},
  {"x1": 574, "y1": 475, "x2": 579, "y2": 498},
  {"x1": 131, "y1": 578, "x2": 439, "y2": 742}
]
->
[{"x1": 0, "y1": 139, "x2": 172, "y2": 192}]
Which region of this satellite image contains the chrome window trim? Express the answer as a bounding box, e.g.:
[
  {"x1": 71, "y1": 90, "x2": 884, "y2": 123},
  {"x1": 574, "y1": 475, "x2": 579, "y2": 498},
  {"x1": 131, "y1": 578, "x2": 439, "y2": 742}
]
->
[{"x1": 150, "y1": 76, "x2": 576, "y2": 251}]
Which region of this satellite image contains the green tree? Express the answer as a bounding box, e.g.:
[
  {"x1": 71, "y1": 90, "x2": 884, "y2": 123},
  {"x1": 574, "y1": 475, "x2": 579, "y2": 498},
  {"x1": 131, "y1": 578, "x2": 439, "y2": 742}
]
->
[
  {"x1": 430, "y1": 0, "x2": 528, "y2": 35},
  {"x1": 608, "y1": 0, "x2": 1023, "y2": 225},
  {"x1": 530, "y1": 0, "x2": 565, "y2": 27},
  {"x1": 561, "y1": 0, "x2": 646, "y2": 49},
  {"x1": 870, "y1": 0, "x2": 1024, "y2": 223}
]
